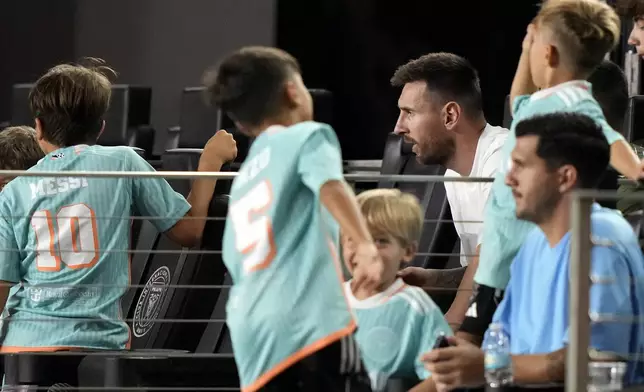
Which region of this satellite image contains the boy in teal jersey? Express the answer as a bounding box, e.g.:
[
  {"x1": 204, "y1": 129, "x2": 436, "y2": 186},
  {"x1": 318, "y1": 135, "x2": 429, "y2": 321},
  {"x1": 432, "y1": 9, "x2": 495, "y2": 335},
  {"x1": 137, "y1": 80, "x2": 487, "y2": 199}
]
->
[
  {"x1": 342, "y1": 189, "x2": 451, "y2": 392},
  {"x1": 461, "y1": 0, "x2": 644, "y2": 342},
  {"x1": 205, "y1": 47, "x2": 384, "y2": 392},
  {"x1": 0, "y1": 61, "x2": 237, "y2": 358}
]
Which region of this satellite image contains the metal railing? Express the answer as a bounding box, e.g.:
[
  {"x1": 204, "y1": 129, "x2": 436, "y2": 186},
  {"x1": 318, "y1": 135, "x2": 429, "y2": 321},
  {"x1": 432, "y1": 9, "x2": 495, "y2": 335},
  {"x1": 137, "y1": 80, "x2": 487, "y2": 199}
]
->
[{"x1": 1, "y1": 169, "x2": 643, "y2": 391}]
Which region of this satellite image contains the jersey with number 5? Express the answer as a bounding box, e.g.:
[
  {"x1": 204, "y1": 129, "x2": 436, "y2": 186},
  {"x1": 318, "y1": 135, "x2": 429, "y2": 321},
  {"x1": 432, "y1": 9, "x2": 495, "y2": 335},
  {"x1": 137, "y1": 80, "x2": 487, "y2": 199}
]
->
[
  {"x1": 222, "y1": 122, "x2": 356, "y2": 392},
  {"x1": 0, "y1": 145, "x2": 190, "y2": 352}
]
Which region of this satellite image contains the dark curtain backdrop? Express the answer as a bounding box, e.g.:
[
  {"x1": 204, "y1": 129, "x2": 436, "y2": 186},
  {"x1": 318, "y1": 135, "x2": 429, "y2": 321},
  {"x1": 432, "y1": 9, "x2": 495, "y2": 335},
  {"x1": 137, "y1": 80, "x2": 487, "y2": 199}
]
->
[{"x1": 278, "y1": 0, "x2": 539, "y2": 159}]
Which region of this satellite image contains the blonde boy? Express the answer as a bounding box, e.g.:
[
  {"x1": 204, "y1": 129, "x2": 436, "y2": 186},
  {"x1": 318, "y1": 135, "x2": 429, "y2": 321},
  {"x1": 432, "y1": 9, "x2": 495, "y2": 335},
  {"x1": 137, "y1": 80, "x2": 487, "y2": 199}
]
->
[{"x1": 343, "y1": 189, "x2": 451, "y2": 392}]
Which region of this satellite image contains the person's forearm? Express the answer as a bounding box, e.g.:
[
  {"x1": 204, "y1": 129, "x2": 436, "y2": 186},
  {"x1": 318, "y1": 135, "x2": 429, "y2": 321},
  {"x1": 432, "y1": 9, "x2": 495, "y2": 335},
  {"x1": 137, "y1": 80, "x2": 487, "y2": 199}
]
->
[
  {"x1": 185, "y1": 161, "x2": 222, "y2": 237},
  {"x1": 445, "y1": 258, "x2": 478, "y2": 330},
  {"x1": 409, "y1": 377, "x2": 437, "y2": 392},
  {"x1": 320, "y1": 180, "x2": 372, "y2": 243},
  {"x1": 424, "y1": 267, "x2": 466, "y2": 290},
  {"x1": 610, "y1": 140, "x2": 641, "y2": 180},
  {"x1": 510, "y1": 50, "x2": 537, "y2": 115},
  {"x1": 512, "y1": 348, "x2": 566, "y2": 385}
]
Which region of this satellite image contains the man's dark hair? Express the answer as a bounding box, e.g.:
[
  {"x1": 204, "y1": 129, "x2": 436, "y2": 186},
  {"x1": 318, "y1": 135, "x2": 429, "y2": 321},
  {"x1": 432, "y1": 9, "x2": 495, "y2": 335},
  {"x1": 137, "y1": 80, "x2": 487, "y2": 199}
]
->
[
  {"x1": 29, "y1": 58, "x2": 115, "y2": 147},
  {"x1": 203, "y1": 46, "x2": 301, "y2": 126},
  {"x1": 588, "y1": 60, "x2": 629, "y2": 133},
  {"x1": 390, "y1": 52, "x2": 483, "y2": 116},
  {"x1": 617, "y1": 0, "x2": 644, "y2": 20},
  {"x1": 515, "y1": 113, "x2": 610, "y2": 188}
]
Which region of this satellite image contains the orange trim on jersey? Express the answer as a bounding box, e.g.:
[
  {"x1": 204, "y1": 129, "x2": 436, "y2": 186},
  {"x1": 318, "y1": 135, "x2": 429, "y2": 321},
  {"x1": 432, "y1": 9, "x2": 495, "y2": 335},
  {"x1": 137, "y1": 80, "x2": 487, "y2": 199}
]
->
[
  {"x1": 241, "y1": 322, "x2": 357, "y2": 392},
  {"x1": 70, "y1": 217, "x2": 80, "y2": 252},
  {"x1": 1, "y1": 345, "x2": 99, "y2": 353},
  {"x1": 240, "y1": 237, "x2": 357, "y2": 392}
]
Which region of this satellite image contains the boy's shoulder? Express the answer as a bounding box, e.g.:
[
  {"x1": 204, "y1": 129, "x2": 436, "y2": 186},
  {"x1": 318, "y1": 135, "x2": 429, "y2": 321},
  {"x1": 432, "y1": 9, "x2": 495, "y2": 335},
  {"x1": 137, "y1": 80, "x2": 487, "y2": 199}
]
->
[
  {"x1": 262, "y1": 121, "x2": 339, "y2": 147},
  {"x1": 345, "y1": 279, "x2": 441, "y2": 316},
  {"x1": 514, "y1": 81, "x2": 598, "y2": 120}
]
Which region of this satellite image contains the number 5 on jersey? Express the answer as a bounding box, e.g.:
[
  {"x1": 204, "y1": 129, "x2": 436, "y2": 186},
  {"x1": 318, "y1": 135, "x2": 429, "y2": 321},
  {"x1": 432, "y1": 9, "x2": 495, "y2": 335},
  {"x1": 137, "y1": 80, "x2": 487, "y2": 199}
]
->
[
  {"x1": 31, "y1": 203, "x2": 100, "y2": 272},
  {"x1": 229, "y1": 180, "x2": 276, "y2": 274}
]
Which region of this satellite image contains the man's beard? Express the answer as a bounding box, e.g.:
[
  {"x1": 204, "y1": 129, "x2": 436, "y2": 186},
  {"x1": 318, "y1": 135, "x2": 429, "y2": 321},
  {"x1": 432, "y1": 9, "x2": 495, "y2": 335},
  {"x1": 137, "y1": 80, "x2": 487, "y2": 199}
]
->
[
  {"x1": 416, "y1": 137, "x2": 455, "y2": 166},
  {"x1": 517, "y1": 189, "x2": 561, "y2": 224}
]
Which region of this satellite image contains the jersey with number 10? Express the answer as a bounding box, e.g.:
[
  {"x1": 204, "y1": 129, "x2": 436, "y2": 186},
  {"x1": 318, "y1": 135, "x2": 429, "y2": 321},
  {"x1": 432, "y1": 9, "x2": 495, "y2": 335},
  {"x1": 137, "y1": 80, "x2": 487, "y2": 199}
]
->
[
  {"x1": 0, "y1": 145, "x2": 190, "y2": 352},
  {"x1": 222, "y1": 122, "x2": 355, "y2": 392}
]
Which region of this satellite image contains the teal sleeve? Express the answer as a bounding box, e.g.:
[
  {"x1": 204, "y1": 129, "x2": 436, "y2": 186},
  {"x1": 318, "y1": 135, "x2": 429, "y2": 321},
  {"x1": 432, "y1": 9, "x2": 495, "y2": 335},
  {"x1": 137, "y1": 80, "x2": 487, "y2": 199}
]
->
[
  {"x1": 0, "y1": 195, "x2": 20, "y2": 283},
  {"x1": 577, "y1": 100, "x2": 625, "y2": 145},
  {"x1": 511, "y1": 95, "x2": 532, "y2": 119},
  {"x1": 297, "y1": 126, "x2": 345, "y2": 193},
  {"x1": 415, "y1": 309, "x2": 453, "y2": 380},
  {"x1": 127, "y1": 148, "x2": 191, "y2": 233}
]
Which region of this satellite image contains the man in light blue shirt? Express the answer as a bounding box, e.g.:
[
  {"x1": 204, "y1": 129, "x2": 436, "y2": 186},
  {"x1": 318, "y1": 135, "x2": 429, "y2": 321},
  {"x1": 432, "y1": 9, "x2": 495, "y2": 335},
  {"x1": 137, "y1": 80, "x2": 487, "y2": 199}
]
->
[{"x1": 422, "y1": 112, "x2": 644, "y2": 390}]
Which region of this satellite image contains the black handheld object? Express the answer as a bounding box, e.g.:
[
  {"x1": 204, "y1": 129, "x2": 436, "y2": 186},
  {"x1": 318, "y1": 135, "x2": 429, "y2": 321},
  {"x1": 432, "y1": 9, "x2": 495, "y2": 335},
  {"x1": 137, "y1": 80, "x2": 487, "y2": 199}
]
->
[{"x1": 433, "y1": 333, "x2": 450, "y2": 349}]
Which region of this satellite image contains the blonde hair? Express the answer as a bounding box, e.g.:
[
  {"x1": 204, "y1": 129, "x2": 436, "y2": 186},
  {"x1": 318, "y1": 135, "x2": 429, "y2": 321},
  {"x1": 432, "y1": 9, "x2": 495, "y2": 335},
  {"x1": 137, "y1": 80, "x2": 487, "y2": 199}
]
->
[
  {"x1": 356, "y1": 189, "x2": 423, "y2": 246},
  {"x1": 536, "y1": 0, "x2": 620, "y2": 73}
]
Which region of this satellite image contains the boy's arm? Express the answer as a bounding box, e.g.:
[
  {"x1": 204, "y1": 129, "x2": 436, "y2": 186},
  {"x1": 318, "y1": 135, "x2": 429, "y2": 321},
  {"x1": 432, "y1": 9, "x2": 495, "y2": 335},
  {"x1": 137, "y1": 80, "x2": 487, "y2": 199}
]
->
[
  {"x1": 131, "y1": 131, "x2": 237, "y2": 247},
  {"x1": 510, "y1": 25, "x2": 537, "y2": 115},
  {"x1": 320, "y1": 181, "x2": 373, "y2": 245},
  {"x1": 609, "y1": 140, "x2": 641, "y2": 181},
  {"x1": 298, "y1": 127, "x2": 382, "y2": 291}
]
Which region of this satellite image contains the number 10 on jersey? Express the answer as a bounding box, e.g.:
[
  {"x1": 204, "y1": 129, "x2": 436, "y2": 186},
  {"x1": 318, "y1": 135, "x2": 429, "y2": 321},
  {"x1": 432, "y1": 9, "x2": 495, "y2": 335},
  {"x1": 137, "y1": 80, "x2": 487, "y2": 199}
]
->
[{"x1": 31, "y1": 203, "x2": 100, "y2": 272}]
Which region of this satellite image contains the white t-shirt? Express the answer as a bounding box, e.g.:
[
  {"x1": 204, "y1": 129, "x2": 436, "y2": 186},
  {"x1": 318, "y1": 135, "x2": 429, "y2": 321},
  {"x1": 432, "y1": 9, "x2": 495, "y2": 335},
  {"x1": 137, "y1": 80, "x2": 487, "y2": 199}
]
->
[{"x1": 444, "y1": 124, "x2": 508, "y2": 266}]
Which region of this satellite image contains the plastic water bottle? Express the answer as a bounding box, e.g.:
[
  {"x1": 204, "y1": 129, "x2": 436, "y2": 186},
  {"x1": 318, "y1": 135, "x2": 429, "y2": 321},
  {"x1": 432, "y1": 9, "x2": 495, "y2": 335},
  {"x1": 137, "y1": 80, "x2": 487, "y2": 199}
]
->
[{"x1": 483, "y1": 323, "x2": 513, "y2": 389}]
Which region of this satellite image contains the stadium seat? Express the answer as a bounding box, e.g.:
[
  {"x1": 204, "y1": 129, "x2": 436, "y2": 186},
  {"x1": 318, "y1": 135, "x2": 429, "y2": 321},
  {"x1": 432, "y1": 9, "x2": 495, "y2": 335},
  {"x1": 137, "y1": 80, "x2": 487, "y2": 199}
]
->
[
  {"x1": 503, "y1": 94, "x2": 512, "y2": 129},
  {"x1": 625, "y1": 95, "x2": 644, "y2": 143},
  {"x1": 120, "y1": 149, "x2": 232, "y2": 351}
]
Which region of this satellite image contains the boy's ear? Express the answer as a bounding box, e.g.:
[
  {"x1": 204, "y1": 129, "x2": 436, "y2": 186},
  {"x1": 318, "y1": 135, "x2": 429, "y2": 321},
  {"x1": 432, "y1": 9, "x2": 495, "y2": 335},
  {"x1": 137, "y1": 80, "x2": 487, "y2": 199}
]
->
[
  {"x1": 545, "y1": 44, "x2": 559, "y2": 68},
  {"x1": 402, "y1": 241, "x2": 418, "y2": 263}
]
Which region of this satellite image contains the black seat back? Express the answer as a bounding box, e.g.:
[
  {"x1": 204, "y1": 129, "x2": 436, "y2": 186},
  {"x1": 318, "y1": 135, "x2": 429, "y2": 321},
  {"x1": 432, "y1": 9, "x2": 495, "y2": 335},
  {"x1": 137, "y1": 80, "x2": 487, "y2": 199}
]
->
[
  {"x1": 503, "y1": 94, "x2": 513, "y2": 129},
  {"x1": 11, "y1": 84, "x2": 152, "y2": 146},
  {"x1": 122, "y1": 150, "x2": 231, "y2": 351},
  {"x1": 625, "y1": 95, "x2": 644, "y2": 143},
  {"x1": 177, "y1": 87, "x2": 222, "y2": 149}
]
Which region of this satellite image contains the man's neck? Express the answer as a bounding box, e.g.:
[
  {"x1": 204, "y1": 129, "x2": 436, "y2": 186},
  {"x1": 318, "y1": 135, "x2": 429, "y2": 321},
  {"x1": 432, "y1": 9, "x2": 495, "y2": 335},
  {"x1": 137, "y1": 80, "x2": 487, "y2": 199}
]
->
[
  {"x1": 538, "y1": 196, "x2": 572, "y2": 247},
  {"x1": 445, "y1": 116, "x2": 487, "y2": 176}
]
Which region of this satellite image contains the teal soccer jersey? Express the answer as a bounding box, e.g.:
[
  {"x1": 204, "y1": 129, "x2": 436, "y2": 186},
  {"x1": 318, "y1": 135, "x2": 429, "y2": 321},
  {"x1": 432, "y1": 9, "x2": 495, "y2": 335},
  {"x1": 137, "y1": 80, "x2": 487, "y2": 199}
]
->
[
  {"x1": 475, "y1": 81, "x2": 626, "y2": 290},
  {"x1": 344, "y1": 279, "x2": 452, "y2": 391},
  {"x1": 222, "y1": 122, "x2": 355, "y2": 392},
  {"x1": 0, "y1": 145, "x2": 190, "y2": 352}
]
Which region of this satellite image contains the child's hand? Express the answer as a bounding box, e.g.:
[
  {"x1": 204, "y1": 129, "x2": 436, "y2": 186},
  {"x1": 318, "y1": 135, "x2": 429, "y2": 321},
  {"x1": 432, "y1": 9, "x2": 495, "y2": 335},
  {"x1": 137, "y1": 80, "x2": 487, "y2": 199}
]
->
[
  {"x1": 350, "y1": 242, "x2": 385, "y2": 295},
  {"x1": 522, "y1": 23, "x2": 535, "y2": 53},
  {"x1": 201, "y1": 129, "x2": 238, "y2": 169}
]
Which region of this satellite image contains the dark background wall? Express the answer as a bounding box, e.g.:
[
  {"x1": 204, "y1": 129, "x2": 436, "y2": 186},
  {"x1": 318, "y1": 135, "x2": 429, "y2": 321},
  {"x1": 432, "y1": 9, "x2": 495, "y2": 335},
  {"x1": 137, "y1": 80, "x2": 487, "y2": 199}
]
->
[
  {"x1": 0, "y1": 0, "x2": 276, "y2": 154},
  {"x1": 1, "y1": 0, "x2": 538, "y2": 159}
]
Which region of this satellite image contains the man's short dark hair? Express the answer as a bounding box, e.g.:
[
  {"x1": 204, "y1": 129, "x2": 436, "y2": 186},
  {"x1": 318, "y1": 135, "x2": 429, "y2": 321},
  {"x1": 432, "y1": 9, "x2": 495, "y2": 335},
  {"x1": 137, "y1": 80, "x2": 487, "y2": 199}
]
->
[
  {"x1": 29, "y1": 58, "x2": 115, "y2": 147},
  {"x1": 588, "y1": 60, "x2": 629, "y2": 133},
  {"x1": 390, "y1": 52, "x2": 483, "y2": 116},
  {"x1": 515, "y1": 113, "x2": 610, "y2": 188},
  {"x1": 617, "y1": 0, "x2": 644, "y2": 20},
  {"x1": 0, "y1": 126, "x2": 43, "y2": 171},
  {"x1": 203, "y1": 46, "x2": 301, "y2": 126}
]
